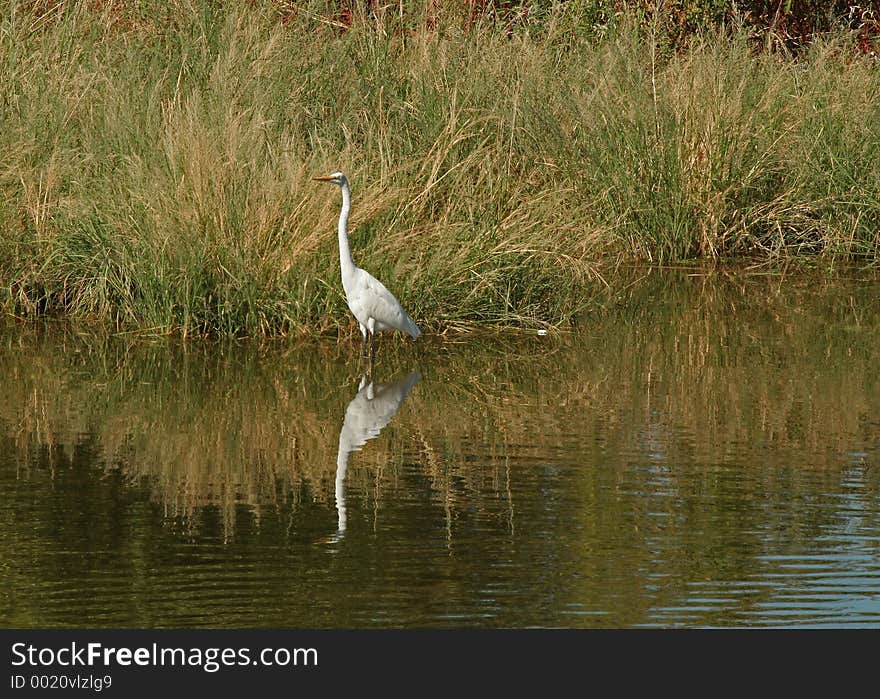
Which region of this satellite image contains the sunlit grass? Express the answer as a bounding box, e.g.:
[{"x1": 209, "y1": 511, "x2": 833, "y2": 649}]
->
[{"x1": 1, "y1": 2, "x2": 878, "y2": 335}]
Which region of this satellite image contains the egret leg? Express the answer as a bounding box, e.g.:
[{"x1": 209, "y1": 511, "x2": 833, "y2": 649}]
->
[
  {"x1": 367, "y1": 318, "x2": 377, "y2": 376},
  {"x1": 359, "y1": 323, "x2": 369, "y2": 361},
  {"x1": 361, "y1": 334, "x2": 374, "y2": 381}
]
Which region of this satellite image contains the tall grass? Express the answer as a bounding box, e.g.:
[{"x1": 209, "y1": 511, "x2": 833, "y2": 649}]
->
[{"x1": 1, "y1": 1, "x2": 878, "y2": 335}]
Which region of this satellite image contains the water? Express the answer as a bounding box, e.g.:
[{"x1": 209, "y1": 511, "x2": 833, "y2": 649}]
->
[{"x1": 1, "y1": 268, "x2": 879, "y2": 628}]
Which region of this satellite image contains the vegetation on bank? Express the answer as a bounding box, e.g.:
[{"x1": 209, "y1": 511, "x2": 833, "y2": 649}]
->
[{"x1": 1, "y1": 1, "x2": 879, "y2": 335}]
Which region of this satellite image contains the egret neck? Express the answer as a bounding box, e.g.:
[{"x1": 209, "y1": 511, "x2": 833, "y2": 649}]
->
[{"x1": 337, "y1": 180, "x2": 355, "y2": 280}]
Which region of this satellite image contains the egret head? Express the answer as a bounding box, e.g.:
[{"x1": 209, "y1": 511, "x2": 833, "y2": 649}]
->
[{"x1": 313, "y1": 171, "x2": 348, "y2": 187}]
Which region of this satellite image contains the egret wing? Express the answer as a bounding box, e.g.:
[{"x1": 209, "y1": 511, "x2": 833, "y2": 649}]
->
[{"x1": 359, "y1": 270, "x2": 420, "y2": 338}]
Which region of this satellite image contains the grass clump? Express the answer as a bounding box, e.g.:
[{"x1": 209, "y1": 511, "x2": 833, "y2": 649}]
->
[{"x1": 1, "y1": 1, "x2": 878, "y2": 336}]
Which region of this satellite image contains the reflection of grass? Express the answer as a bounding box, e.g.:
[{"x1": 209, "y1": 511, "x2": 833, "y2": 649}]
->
[
  {"x1": 1, "y1": 333, "x2": 357, "y2": 534},
  {"x1": 2, "y1": 4, "x2": 879, "y2": 336},
  {"x1": 1, "y1": 267, "x2": 878, "y2": 539},
  {"x1": 1, "y1": 268, "x2": 879, "y2": 628}
]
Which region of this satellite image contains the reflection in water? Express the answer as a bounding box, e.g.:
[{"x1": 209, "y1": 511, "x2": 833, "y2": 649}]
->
[
  {"x1": 334, "y1": 372, "x2": 421, "y2": 538},
  {"x1": 0, "y1": 267, "x2": 879, "y2": 628}
]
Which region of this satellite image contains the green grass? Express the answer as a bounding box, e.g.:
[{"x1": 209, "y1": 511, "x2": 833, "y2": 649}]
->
[{"x1": 1, "y1": 1, "x2": 878, "y2": 336}]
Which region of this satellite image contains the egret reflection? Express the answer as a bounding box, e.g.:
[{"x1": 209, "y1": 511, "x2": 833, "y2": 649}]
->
[{"x1": 333, "y1": 371, "x2": 421, "y2": 539}]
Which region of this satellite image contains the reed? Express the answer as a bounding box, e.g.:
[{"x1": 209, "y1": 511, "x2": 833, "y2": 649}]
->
[{"x1": 1, "y1": 2, "x2": 878, "y2": 335}]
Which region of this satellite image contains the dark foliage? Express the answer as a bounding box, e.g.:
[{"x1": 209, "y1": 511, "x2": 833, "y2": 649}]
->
[{"x1": 297, "y1": 0, "x2": 879, "y2": 54}]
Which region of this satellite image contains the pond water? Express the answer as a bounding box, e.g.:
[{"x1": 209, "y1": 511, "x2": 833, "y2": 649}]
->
[{"x1": 1, "y1": 267, "x2": 879, "y2": 628}]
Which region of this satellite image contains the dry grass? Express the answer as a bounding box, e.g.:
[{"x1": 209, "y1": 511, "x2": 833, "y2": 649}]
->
[{"x1": 0, "y1": 2, "x2": 878, "y2": 336}]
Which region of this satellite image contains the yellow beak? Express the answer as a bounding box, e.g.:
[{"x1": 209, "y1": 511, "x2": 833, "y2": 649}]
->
[{"x1": 313, "y1": 176, "x2": 336, "y2": 182}]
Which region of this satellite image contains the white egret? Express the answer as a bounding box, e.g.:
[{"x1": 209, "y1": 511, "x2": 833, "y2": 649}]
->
[{"x1": 313, "y1": 172, "x2": 420, "y2": 364}]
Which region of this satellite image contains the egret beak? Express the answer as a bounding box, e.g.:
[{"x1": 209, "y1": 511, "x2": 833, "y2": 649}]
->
[{"x1": 313, "y1": 176, "x2": 336, "y2": 182}]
